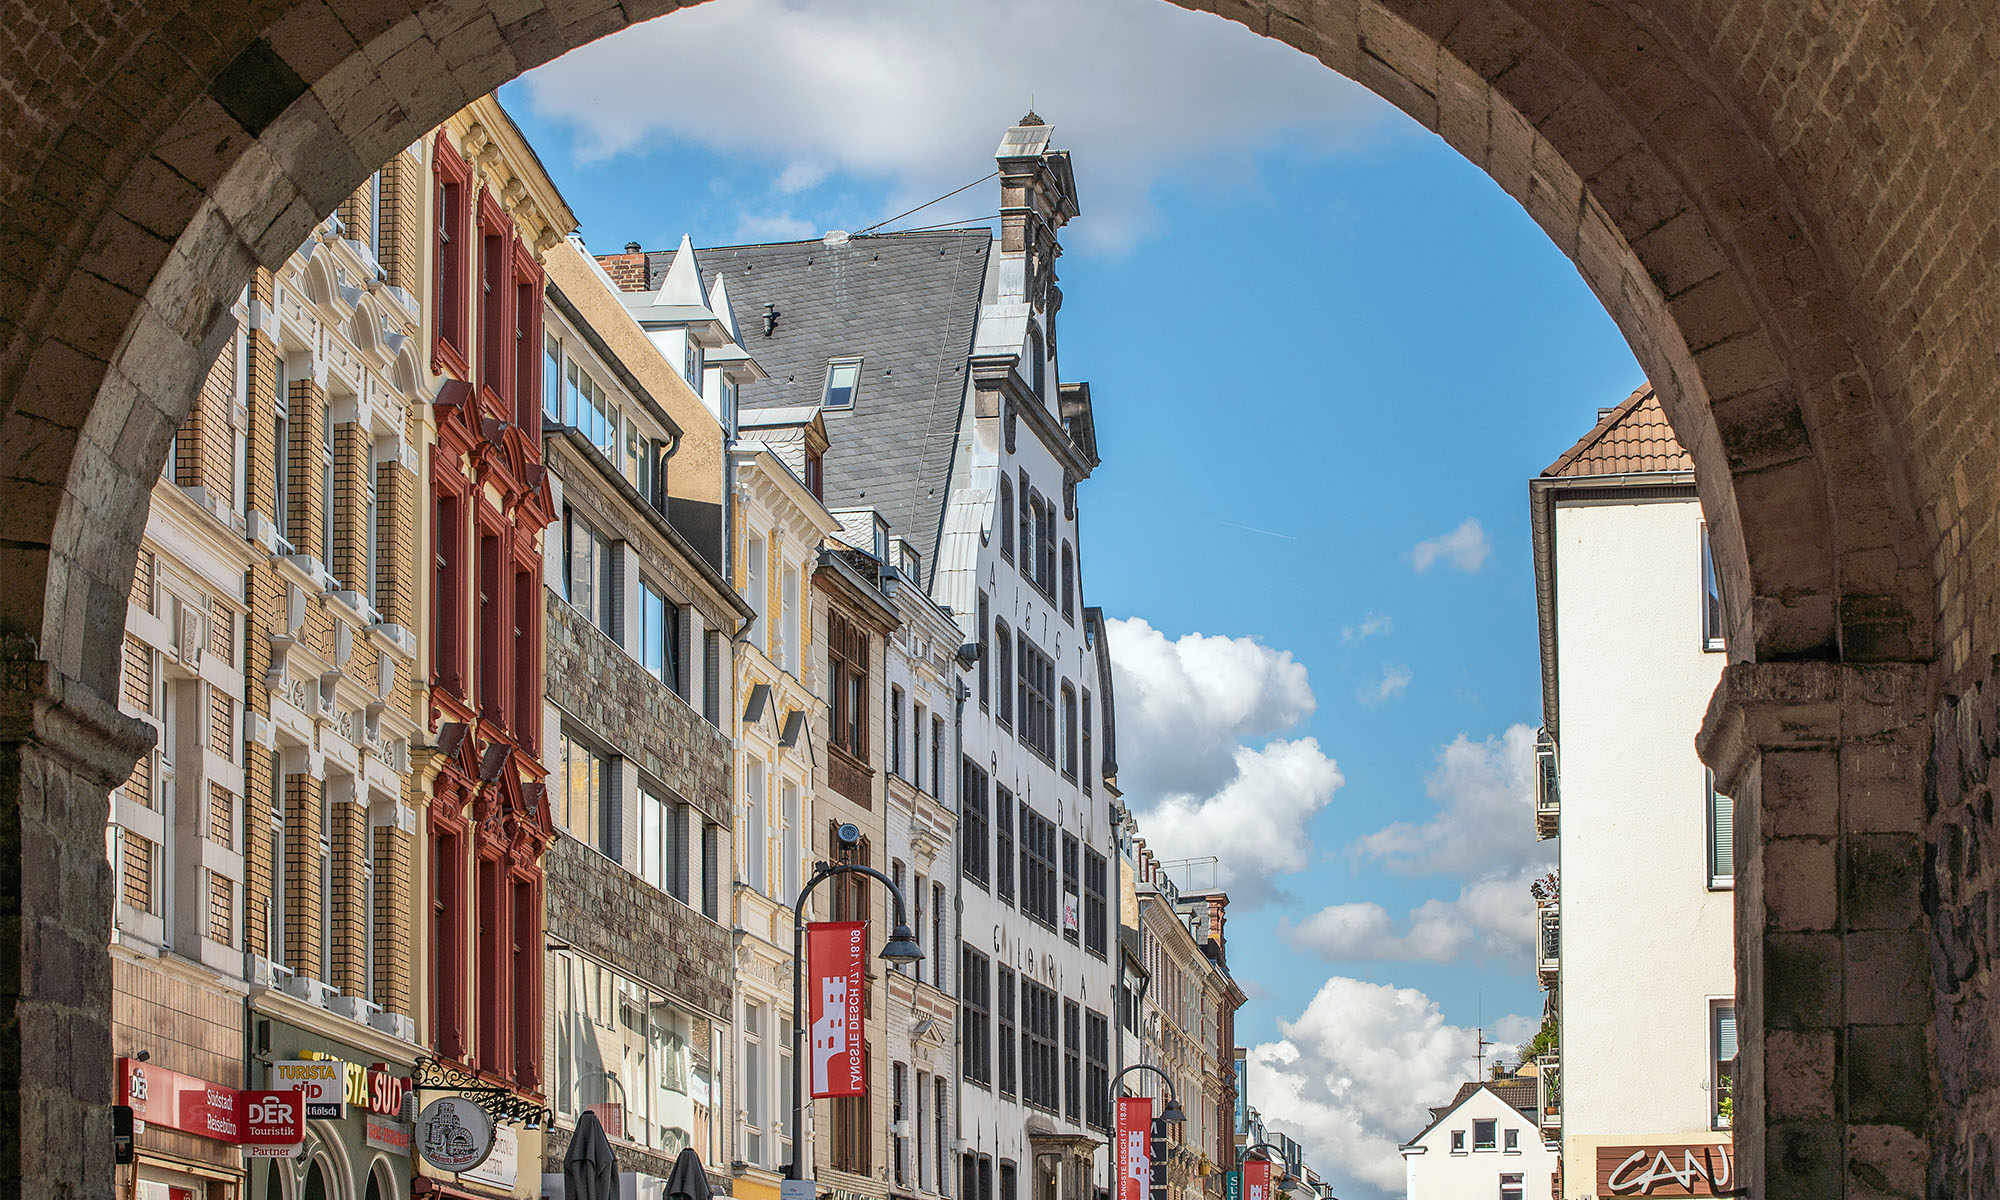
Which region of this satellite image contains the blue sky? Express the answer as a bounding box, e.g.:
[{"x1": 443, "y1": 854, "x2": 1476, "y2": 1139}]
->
[{"x1": 503, "y1": 1, "x2": 1642, "y2": 1192}]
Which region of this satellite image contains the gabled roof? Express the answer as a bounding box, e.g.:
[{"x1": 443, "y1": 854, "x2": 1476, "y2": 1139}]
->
[
  {"x1": 1400, "y1": 1078, "x2": 1539, "y2": 1151},
  {"x1": 678, "y1": 230, "x2": 993, "y2": 564},
  {"x1": 1542, "y1": 383, "x2": 1692, "y2": 478},
  {"x1": 637, "y1": 234, "x2": 720, "y2": 325}
]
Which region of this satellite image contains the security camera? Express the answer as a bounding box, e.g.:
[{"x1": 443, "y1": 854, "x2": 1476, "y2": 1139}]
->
[{"x1": 835, "y1": 822, "x2": 862, "y2": 849}]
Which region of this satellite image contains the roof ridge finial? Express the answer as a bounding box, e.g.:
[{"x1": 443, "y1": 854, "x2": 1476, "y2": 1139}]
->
[{"x1": 1019, "y1": 98, "x2": 1044, "y2": 127}]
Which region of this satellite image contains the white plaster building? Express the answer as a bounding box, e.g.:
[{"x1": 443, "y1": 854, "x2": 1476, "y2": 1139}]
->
[
  {"x1": 1529, "y1": 386, "x2": 1737, "y2": 1195},
  {"x1": 1399, "y1": 1080, "x2": 1559, "y2": 1200}
]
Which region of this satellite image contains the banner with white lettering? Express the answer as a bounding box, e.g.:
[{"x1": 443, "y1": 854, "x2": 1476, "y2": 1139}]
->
[
  {"x1": 1244, "y1": 1157, "x2": 1272, "y2": 1200},
  {"x1": 1115, "y1": 1097, "x2": 1151, "y2": 1200},
  {"x1": 808, "y1": 921, "x2": 867, "y2": 1098}
]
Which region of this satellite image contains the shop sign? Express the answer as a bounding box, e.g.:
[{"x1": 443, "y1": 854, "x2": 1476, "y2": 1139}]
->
[
  {"x1": 117, "y1": 1058, "x2": 241, "y2": 1142},
  {"x1": 274, "y1": 1059, "x2": 344, "y2": 1120},
  {"x1": 1596, "y1": 1144, "x2": 1734, "y2": 1196},
  {"x1": 460, "y1": 1122, "x2": 518, "y2": 1189},
  {"x1": 239, "y1": 1090, "x2": 305, "y2": 1157},
  {"x1": 365, "y1": 1113, "x2": 412, "y2": 1156},
  {"x1": 1223, "y1": 1172, "x2": 1241, "y2": 1200},
  {"x1": 1114, "y1": 1097, "x2": 1151, "y2": 1200},
  {"x1": 808, "y1": 921, "x2": 866, "y2": 1098},
  {"x1": 297, "y1": 1049, "x2": 411, "y2": 1117},
  {"x1": 414, "y1": 1095, "x2": 495, "y2": 1173}
]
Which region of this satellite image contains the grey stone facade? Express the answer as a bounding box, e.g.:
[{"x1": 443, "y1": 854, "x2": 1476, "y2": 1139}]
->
[
  {"x1": 543, "y1": 833, "x2": 733, "y2": 1021},
  {"x1": 545, "y1": 596, "x2": 731, "y2": 828}
]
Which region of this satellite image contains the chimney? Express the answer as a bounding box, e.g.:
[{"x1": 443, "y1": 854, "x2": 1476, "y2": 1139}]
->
[{"x1": 594, "y1": 249, "x2": 650, "y2": 293}]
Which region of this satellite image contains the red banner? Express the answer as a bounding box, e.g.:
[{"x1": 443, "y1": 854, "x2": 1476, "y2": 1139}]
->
[
  {"x1": 1244, "y1": 1158, "x2": 1272, "y2": 1200},
  {"x1": 1115, "y1": 1097, "x2": 1152, "y2": 1200},
  {"x1": 117, "y1": 1058, "x2": 241, "y2": 1142},
  {"x1": 808, "y1": 921, "x2": 867, "y2": 1098}
]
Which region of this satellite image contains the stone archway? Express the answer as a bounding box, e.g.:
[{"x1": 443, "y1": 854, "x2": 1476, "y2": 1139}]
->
[{"x1": 0, "y1": 1, "x2": 1992, "y2": 1197}]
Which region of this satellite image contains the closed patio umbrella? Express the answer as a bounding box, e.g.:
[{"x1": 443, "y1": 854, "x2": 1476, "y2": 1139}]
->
[
  {"x1": 563, "y1": 1110, "x2": 619, "y2": 1200},
  {"x1": 664, "y1": 1146, "x2": 714, "y2": 1200}
]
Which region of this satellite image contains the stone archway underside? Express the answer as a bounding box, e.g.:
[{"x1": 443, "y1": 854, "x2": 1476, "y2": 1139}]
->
[{"x1": 0, "y1": 1, "x2": 1993, "y2": 1197}]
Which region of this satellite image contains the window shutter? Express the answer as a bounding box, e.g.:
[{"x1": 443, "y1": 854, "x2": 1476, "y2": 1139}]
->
[
  {"x1": 1712, "y1": 785, "x2": 1735, "y2": 882},
  {"x1": 1716, "y1": 1006, "x2": 1738, "y2": 1060},
  {"x1": 704, "y1": 630, "x2": 722, "y2": 725}
]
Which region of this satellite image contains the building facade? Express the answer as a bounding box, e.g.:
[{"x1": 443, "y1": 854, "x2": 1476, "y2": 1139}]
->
[
  {"x1": 1399, "y1": 1081, "x2": 1559, "y2": 1200},
  {"x1": 536, "y1": 234, "x2": 748, "y2": 1187},
  {"x1": 1529, "y1": 386, "x2": 1736, "y2": 1196}
]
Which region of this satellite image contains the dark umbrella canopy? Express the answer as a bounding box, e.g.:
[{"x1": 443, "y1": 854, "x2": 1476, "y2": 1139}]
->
[
  {"x1": 665, "y1": 1146, "x2": 714, "y2": 1200},
  {"x1": 563, "y1": 1110, "x2": 619, "y2": 1200}
]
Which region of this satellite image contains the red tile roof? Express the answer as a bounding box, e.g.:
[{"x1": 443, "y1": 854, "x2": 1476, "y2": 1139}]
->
[{"x1": 1541, "y1": 383, "x2": 1693, "y2": 478}]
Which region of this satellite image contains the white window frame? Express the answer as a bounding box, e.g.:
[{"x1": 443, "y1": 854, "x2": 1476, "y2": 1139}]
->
[
  {"x1": 1707, "y1": 768, "x2": 1735, "y2": 890},
  {"x1": 1700, "y1": 521, "x2": 1727, "y2": 652},
  {"x1": 822, "y1": 357, "x2": 862, "y2": 410},
  {"x1": 1710, "y1": 997, "x2": 1737, "y2": 1130}
]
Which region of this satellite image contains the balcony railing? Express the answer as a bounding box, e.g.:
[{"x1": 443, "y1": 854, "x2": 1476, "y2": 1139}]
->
[
  {"x1": 1537, "y1": 1054, "x2": 1560, "y2": 1132},
  {"x1": 1538, "y1": 906, "x2": 1560, "y2": 983},
  {"x1": 1534, "y1": 729, "x2": 1560, "y2": 839}
]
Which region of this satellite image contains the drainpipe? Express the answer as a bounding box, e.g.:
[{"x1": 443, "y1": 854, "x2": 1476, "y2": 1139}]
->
[{"x1": 952, "y1": 673, "x2": 970, "y2": 1168}]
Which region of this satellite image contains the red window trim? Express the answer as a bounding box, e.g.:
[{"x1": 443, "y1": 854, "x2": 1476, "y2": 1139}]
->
[
  {"x1": 432, "y1": 133, "x2": 472, "y2": 380},
  {"x1": 476, "y1": 190, "x2": 514, "y2": 414},
  {"x1": 474, "y1": 500, "x2": 511, "y2": 732},
  {"x1": 430, "y1": 453, "x2": 470, "y2": 702},
  {"x1": 512, "y1": 242, "x2": 545, "y2": 431}
]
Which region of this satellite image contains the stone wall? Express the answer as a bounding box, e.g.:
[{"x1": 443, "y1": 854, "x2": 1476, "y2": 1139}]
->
[
  {"x1": 542, "y1": 833, "x2": 732, "y2": 1021},
  {"x1": 544, "y1": 591, "x2": 731, "y2": 828}
]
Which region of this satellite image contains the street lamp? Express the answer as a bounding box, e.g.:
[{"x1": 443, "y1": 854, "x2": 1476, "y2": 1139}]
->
[
  {"x1": 1237, "y1": 1143, "x2": 1289, "y2": 1181},
  {"x1": 788, "y1": 824, "x2": 924, "y2": 1181},
  {"x1": 1108, "y1": 1061, "x2": 1187, "y2": 1123}
]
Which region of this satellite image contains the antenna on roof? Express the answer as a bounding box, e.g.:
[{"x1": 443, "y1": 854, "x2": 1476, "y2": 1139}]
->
[{"x1": 1475, "y1": 1027, "x2": 1492, "y2": 1078}]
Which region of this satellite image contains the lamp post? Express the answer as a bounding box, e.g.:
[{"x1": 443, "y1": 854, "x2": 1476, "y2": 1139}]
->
[
  {"x1": 1109, "y1": 1062, "x2": 1187, "y2": 1124},
  {"x1": 788, "y1": 826, "x2": 924, "y2": 1182},
  {"x1": 1236, "y1": 1142, "x2": 1289, "y2": 1181}
]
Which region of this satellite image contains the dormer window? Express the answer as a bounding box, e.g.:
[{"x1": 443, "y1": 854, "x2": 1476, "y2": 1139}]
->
[
  {"x1": 823, "y1": 358, "x2": 861, "y2": 409},
  {"x1": 684, "y1": 340, "x2": 702, "y2": 387},
  {"x1": 805, "y1": 447, "x2": 824, "y2": 500}
]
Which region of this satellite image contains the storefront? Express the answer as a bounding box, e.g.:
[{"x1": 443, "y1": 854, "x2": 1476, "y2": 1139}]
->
[
  {"x1": 245, "y1": 1016, "x2": 418, "y2": 1200},
  {"x1": 117, "y1": 1055, "x2": 249, "y2": 1200}
]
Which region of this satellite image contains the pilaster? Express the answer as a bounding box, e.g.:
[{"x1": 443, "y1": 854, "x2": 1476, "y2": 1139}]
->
[{"x1": 1699, "y1": 660, "x2": 1934, "y2": 1200}]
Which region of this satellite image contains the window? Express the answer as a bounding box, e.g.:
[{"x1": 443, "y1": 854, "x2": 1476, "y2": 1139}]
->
[
  {"x1": 544, "y1": 334, "x2": 563, "y2": 423},
  {"x1": 1060, "y1": 683, "x2": 1078, "y2": 780},
  {"x1": 994, "y1": 621, "x2": 1013, "y2": 727},
  {"x1": 1473, "y1": 1118, "x2": 1497, "y2": 1150},
  {"x1": 823, "y1": 358, "x2": 861, "y2": 409},
  {"x1": 781, "y1": 566, "x2": 801, "y2": 674},
  {"x1": 1062, "y1": 1000, "x2": 1080, "y2": 1122},
  {"x1": 564, "y1": 508, "x2": 616, "y2": 637},
  {"x1": 781, "y1": 780, "x2": 801, "y2": 903},
  {"x1": 1026, "y1": 326, "x2": 1045, "y2": 399},
  {"x1": 556, "y1": 731, "x2": 611, "y2": 854},
  {"x1": 1503, "y1": 1128, "x2": 1519, "y2": 1152},
  {"x1": 514, "y1": 255, "x2": 543, "y2": 429},
  {"x1": 640, "y1": 577, "x2": 683, "y2": 694},
  {"x1": 932, "y1": 716, "x2": 944, "y2": 797},
  {"x1": 1017, "y1": 637, "x2": 1056, "y2": 762},
  {"x1": 552, "y1": 949, "x2": 710, "y2": 1153},
  {"x1": 932, "y1": 880, "x2": 947, "y2": 988},
  {"x1": 996, "y1": 966, "x2": 1016, "y2": 1097},
  {"x1": 1084, "y1": 1010, "x2": 1111, "y2": 1131},
  {"x1": 828, "y1": 612, "x2": 869, "y2": 761},
  {"x1": 804, "y1": 446, "x2": 824, "y2": 499},
  {"x1": 1081, "y1": 689, "x2": 1093, "y2": 796},
  {"x1": 977, "y1": 591, "x2": 990, "y2": 709},
  {"x1": 1060, "y1": 543, "x2": 1074, "y2": 622},
  {"x1": 1700, "y1": 522, "x2": 1726, "y2": 651},
  {"x1": 1062, "y1": 833, "x2": 1080, "y2": 945},
  {"x1": 912, "y1": 702, "x2": 926, "y2": 790},
  {"x1": 1450, "y1": 1130, "x2": 1465, "y2": 1154},
  {"x1": 914, "y1": 1069, "x2": 929, "y2": 1190},
  {"x1": 1021, "y1": 979, "x2": 1059, "y2": 1111},
  {"x1": 935, "y1": 1077, "x2": 950, "y2": 1194},
  {"x1": 744, "y1": 757, "x2": 768, "y2": 894},
  {"x1": 272, "y1": 357, "x2": 290, "y2": 536},
  {"x1": 960, "y1": 757, "x2": 989, "y2": 886},
  {"x1": 961, "y1": 945, "x2": 991, "y2": 1086},
  {"x1": 1712, "y1": 1000, "x2": 1737, "y2": 1129},
  {"x1": 433, "y1": 135, "x2": 469, "y2": 371},
  {"x1": 477, "y1": 209, "x2": 509, "y2": 399},
  {"x1": 1083, "y1": 849, "x2": 1107, "y2": 958},
  {"x1": 998, "y1": 476, "x2": 1014, "y2": 561},
  {"x1": 1707, "y1": 768, "x2": 1735, "y2": 890},
  {"x1": 1020, "y1": 806, "x2": 1058, "y2": 929},
  {"x1": 639, "y1": 785, "x2": 687, "y2": 902},
  {"x1": 994, "y1": 786, "x2": 1015, "y2": 906},
  {"x1": 1500, "y1": 1174, "x2": 1524, "y2": 1200},
  {"x1": 320, "y1": 411, "x2": 336, "y2": 575},
  {"x1": 893, "y1": 1062, "x2": 909, "y2": 1186},
  {"x1": 891, "y1": 686, "x2": 905, "y2": 778},
  {"x1": 743, "y1": 534, "x2": 766, "y2": 653}
]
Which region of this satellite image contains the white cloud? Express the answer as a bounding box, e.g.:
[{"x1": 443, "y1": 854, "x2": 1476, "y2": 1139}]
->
[
  {"x1": 1356, "y1": 663, "x2": 1411, "y2": 706},
  {"x1": 1106, "y1": 617, "x2": 1315, "y2": 798},
  {"x1": 1353, "y1": 724, "x2": 1544, "y2": 877},
  {"x1": 516, "y1": 0, "x2": 1386, "y2": 252},
  {"x1": 1340, "y1": 612, "x2": 1392, "y2": 644},
  {"x1": 1409, "y1": 517, "x2": 1492, "y2": 573},
  {"x1": 773, "y1": 161, "x2": 831, "y2": 194},
  {"x1": 1250, "y1": 978, "x2": 1533, "y2": 1198},
  {"x1": 1280, "y1": 865, "x2": 1542, "y2": 964},
  {"x1": 1134, "y1": 738, "x2": 1345, "y2": 905},
  {"x1": 1106, "y1": 617, "x2": 1338, "y2": 905}
]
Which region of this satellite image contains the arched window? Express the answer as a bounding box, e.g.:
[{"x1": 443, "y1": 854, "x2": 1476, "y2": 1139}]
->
[
  {"x1": 999, "y1": 475, "x2": 1014, "y2": 561},
  {"x1": 1060, "y1": 543, "x2": 1074, "y2": 622},
  {"x1": 1026, "y1": 326, "x2": 1045, "y2": 399}
]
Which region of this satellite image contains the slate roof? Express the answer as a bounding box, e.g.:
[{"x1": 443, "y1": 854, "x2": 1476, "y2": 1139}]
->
[
  {"x1": 632, "y1": 231, "x2": 993, "y2": 564},
  {"x1": 1541, "y1": 383, "x2": 1693, "y2": 478}
]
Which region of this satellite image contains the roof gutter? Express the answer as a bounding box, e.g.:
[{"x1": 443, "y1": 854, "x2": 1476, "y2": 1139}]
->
[{"x1": 1529, "y1": 469, "x2": 1695, "y2": 742}]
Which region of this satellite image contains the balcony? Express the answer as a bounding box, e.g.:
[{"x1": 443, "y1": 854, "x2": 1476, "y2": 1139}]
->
[
  {"x1": 1536, "y1": 1054, "x2": 1560, "y2": 1134},
  {"x1": 1534, "y1": 729, "x2": 1559, "y2": 839},
  {"x1": 1537, "y1": 905, "x2": 1560, "y2": 987}
]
